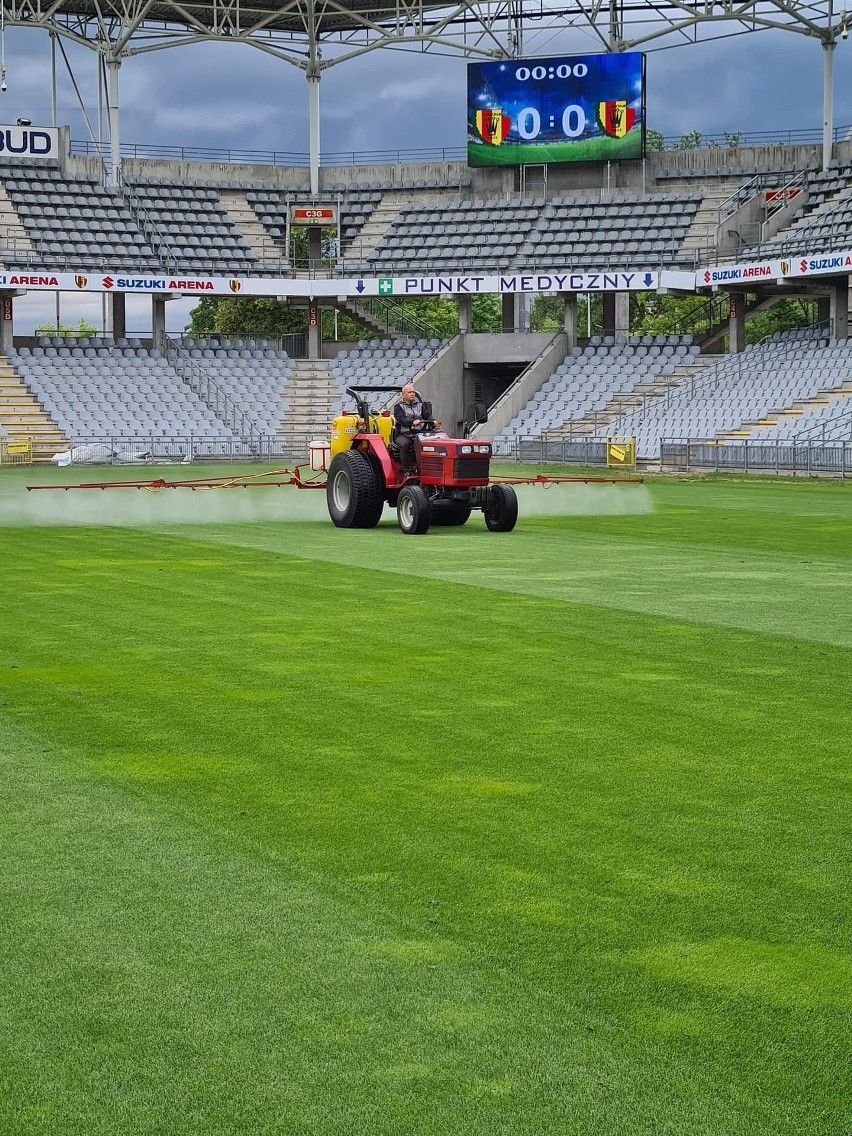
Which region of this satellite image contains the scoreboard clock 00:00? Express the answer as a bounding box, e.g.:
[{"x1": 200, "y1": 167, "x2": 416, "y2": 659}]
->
[{"x1": 467, "y1": 52, "x2": 645, "y2": 167}]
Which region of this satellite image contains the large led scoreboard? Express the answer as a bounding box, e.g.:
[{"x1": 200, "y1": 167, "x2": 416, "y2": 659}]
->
[{"x1": 467, "y1": 52, "x2": 645, "y2": 167}]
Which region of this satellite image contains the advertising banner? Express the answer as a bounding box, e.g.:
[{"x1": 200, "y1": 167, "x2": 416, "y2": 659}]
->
[
  {"x1": 0, "y1": 268, "x2": 660, "y2": 296},
  {"x1": 467, "y1": 53, "x2": 645, "y2": 167},
  {"x1": 781, "y1": 251, "x2": 852, "y2": 278},
  {"x1": 0, "y1": 125, "x2": 59, "y2": 159}
]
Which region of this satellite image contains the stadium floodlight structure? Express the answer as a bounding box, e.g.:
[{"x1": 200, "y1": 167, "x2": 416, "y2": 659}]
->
[{"x1": 0, "y1": 0, "x2": 849, "y2": 190}]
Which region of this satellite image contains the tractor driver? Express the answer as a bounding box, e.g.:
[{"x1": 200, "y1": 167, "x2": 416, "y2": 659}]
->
[{"x1": 393, "y1": 383, "x2": 427, "y2": 474}]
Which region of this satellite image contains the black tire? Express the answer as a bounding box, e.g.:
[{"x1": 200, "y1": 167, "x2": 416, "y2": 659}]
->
[
  {"x1": 397, "y1": 485, "x2": 432, "y2": 535},
  {"x1": 430, "y1": 499, "x2": 472, "y2": 527},
  {"x1": 326, "y1": 450, "x2": 385, "y2": 528},
  {"x1": 484, "y1": 484, "x2": 519, "y2": 532}
]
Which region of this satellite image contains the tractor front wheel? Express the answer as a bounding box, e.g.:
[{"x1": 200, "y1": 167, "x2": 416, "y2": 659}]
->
[
  {"x1": 397, "y1": 485, "x2": 432, "y2": 535},
  {"x1": 484, "y1": 484, "x2": 518, "y2": 532},
  {"x1": 326, "y1": 450, "x2": 384, "y2": 528}
]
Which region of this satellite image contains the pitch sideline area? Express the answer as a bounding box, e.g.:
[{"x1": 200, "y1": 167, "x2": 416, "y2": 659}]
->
[{"x1": 0, "y1": 466, "x2": 849, "y2": 1136}]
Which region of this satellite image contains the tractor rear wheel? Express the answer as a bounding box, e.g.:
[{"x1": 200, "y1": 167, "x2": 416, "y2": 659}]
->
[
  {"x1": 326, "y1": 450, "x2": 384, "y2": 528},
  {"x1": 484, "y1": 484, "x2": 518, "y2": 532},
  {"x1": 397, "y1": 485, "x2": 432, "y2": 535},
  {"x1": 430, "y1": 499, "x2": 472, "y2": 527}
]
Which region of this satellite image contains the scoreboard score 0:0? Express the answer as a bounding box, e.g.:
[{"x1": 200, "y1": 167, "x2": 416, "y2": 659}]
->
[{"x1": 467, "y1": 52, "x2": 645, "y2": 167}]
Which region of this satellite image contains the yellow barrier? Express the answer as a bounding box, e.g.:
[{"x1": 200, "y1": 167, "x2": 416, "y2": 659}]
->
[
  {"x1": 606, "y1": 436, "x2": 636, "y2": 469},
  {"x1": 1, "y1": 437, "x2": 34, "y2": 465}
]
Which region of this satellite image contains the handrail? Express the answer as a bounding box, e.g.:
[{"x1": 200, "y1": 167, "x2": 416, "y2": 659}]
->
[
  {"x1": 117, "y1": 170, "x2": 180, "y2": 274},
  {"x1": 165, "y1": 335, "x2": 260, "y2": 442},
  {"x1": 346, "y1": 295, "x2": 446, "y2": 340}
]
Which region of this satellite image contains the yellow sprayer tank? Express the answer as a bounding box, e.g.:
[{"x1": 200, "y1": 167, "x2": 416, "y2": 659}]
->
[
  {"x1": 330, "y1": 411, "x2": 394, "y2": 458},
  {"x1": 330, "y1": 414, "x2": 359, "y2": 458}
]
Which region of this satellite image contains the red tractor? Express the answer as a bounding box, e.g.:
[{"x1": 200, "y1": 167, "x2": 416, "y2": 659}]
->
[{"x1": 325, "y1": 384, "x2": 518, "y2": 535}]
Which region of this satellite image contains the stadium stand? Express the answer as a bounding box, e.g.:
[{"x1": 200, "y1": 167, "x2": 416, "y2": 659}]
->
[
  {"x1": 124, "y1": 180, "x2": 257, "y2": 273},
  {"x1": 2, "y1": 151, "x2": 851, "y2": 277},
  {"x1": 329, "y1": 337, "x2": 450, "y2": 413},
  {"x1": 0, "y1": 161, "x2": 160, "y2": 269},
  {"x1": 603, "y1": 328, "x2": 852, "y2": 456},
  {"x1": 8, "y1": 338, "x2": 287, "y2": 455},
  {"x1": 492, "y1": 337, "x2": 702, "y2": 446},
  {"x1": 744, "y1": 184, "x2": 852, "y2": 256},
  {"x1": 515, "y1": 193, "x2": 702, "y2": 267},
  {"x1": 179, "y1": 339, "x2": 293, "y2": 436}
]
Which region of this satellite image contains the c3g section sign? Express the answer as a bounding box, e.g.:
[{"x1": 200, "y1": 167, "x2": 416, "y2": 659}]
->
[
  {"x1": 467, "y1": 52, "x2": 645, "y2": 167},
  {"x1": 0, "y1": 125, "x2": 59, "y2": 158}
]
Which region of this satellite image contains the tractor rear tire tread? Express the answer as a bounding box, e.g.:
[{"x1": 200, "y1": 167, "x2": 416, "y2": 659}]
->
[{"x1": 326, "y1": 450, "x2": 385, "y2": 528}]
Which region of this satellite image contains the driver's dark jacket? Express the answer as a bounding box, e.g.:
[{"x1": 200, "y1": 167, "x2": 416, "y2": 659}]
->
[{"x1": 394, "y1": 400, "x2": 423, "y2": 435}]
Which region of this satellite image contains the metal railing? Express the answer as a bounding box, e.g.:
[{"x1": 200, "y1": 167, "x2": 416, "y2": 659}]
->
[
  {"x1": 177, "y1": 333, "x2": 307, "y2": 357},
  {"x1": 787, "y1": 404, "x2": 852, "y2": 442},
  {"x1": 164, "y1": 336, "x2": 260, "y2": 442},
  {"x1": 661, "y1": 438, "x2": 852, "y2": 475},
  {"x1": 491, "y1": 435, "x2": 609, "y2": 465},
  {"x1": 344, "y1": 296, "x2": 447, "y2": 340},
  {"x1": 56, "y1": 435, "x2": 301, "y2": 463},
  {"x1": 70, "y1": 125, "x2": 852, "y2": 168}
]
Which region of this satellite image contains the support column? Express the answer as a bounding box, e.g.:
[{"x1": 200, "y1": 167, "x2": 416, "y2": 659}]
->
[
  {"x1": 614, "y1": 292, "x2": 630, "y2": 341},
  {"x1": 307, "y1": 66, "x2": 321, "y2": 196},
  {"x1": 109, "y1": 292, "x2": 126, "y2": 341},
  {"x1": 817, "y1": 295, "x2": 831, "y2": 327},
  {"x1": 501, "y1": 293, "x2": 516, "y2": 333},
  {"x1": 458, "y1": 296, "x2": 472, "y2": 334},
  {"x1": 308, "y1": 227, "x2": 323, "y2": 273},
  {"x1": 106, "y1": 56, "x2": 121, "y2": 188},
  {"x1": 151, "y1": 294, "x2": 171, "y2": 351},
  {"x1": 822, "y1": 38, "x2": 835, "y2": 173},
  {"x1": 307, "y1": 302, "x2": 322, "y2": 358},
  {"x1": 602, "y1": 292, "x2": 615, "y2": 337},
  {"x1": 563, "y1": 293, "x2": 578, "y2": 349},
  {"x1": 0, "y1": 290, "x2": 21, "y2": 355},
  {"x1": 728, "y1": 292, "x2": 746, "y2": 353},
  {"x1": 829, "y1": 275, "x2": 849, "y2": 339}
]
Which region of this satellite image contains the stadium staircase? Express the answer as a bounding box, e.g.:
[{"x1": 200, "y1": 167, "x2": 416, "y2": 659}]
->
[
  {"x1": 0, "y1": 358, "x2": 67, "y2": 461},
  {"x1": 672, "y1": 177, "x2": 744, "y2": 257},
  {"x1": 337, "y1": 296, "x2": 447, "y2": 341},
  {"x1": 754, "y1": 185, "x2": 852, "y2": 255},
  {"x1": 715, "y1": 379, "x2": 852, "y2": 440},
  {"x1": 546, "y1": 357, "x2": 716, "y2": 439},
  {"x1": 344, "y1": 190, "x2": 411, "y2": 263},
  {"x1": 280, "y1": 359, "x2": 339, "y2": 456},
  {"x1": 219, "y1": 190, "x2": 281, "y2": 265},
  {"x1": 0, "y1": 182, "x2": 35, "y2": 261}
]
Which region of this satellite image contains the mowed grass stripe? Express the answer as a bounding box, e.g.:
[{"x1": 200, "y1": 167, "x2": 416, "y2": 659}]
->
[
  {"x1": 0, "y1": 524, "x2": 849, "y2": 1135},
  {"x1": 167, "y1": 511, "x2": 852, "y2": 648}
]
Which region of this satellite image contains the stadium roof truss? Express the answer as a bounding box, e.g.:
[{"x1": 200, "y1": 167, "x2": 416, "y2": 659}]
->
[
  {"x1": 4, "y1": 0, "x2": 848, "y2": 61},
  {"x1": 2, "y1": 0, "x2": 849, "y2": 186}
]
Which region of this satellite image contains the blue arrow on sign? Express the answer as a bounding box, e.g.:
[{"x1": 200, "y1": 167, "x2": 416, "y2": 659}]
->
[
  {"x1": 643, "y1": 273, "x2": 654, "y2": 287},
  {"x1": 356, "y1": 279, "x2": 365, "y2": 293}
]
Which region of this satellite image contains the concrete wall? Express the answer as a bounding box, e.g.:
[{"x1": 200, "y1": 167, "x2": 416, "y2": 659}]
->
[
  {"x1": 66, "y1": 137, "x2": 852, "y2": 197},
  {"x1": 410, "y1": 336, "x2": 466, "y2": 434},
  {"x1": 471, "y1": 333, "x2": 567, "y2": 440},
  {"x1": 463, "y1": 333, "x2": 555, "y2": 366}
]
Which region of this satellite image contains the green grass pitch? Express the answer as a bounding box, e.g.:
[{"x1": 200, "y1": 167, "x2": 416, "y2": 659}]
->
[
  {"x1": 468, "y1": 132, "x2": 641, "y2": 166},
  {"x1": 0, "y1": 464, "x2": 849, "y2": 1136}
]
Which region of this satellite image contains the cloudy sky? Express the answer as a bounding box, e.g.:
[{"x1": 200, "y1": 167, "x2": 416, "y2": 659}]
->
[{"x1": 1, "y1": 14, "x2": 850, "y2": 333}]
